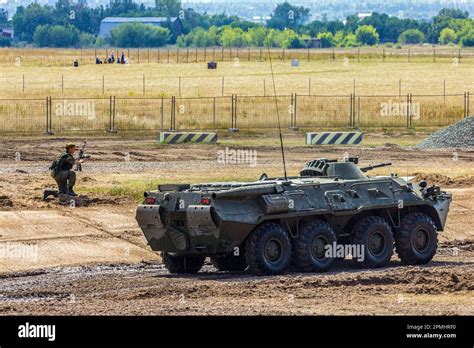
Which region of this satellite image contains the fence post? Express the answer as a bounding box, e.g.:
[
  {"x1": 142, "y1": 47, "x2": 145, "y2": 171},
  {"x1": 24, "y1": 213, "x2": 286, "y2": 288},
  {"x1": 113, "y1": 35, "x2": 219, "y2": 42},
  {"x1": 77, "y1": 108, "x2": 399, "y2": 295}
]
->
[
  {"x1": 357, "y1": 96, "x2": 361, "y2": 130},
  {"x1": 108, "y1": 96, "x2": 112, "y2": 132},
  {"x1": 433, "y1": 48, "x2": 436, "y2": 63},
  {"x1": 290, "y1": 93, "x2": 298, "y2": 130},
  {"x1": 406, "y1": 93, "x2": 413, "y2": 128},
  {"x1": 263, "y1": 78, "x2": 266, "y2": 96},
  {"x1": 443, "y1": 80, "x2": 446, "y2": 104},
  {"x1": 382, "y1": 48, "x2": 385, "y2": 62},
  {"x1": 45, "y1": 96, "x2": 49, "y2": 134},
  {"x1": 161, "y1": 96, "x2": 164, "y2": 130},
  {"x1": 248, "y1": 47, "x2": 251, "y2": 61},
  {"x1": 349, "y1": 93, "x2": 353, "y2": 127},
  {"x1": 157, "y1": 49, "x2": 160, "y2": 62},
  {"x1": 213, "y1": 97, "x2": 216, "y2": 131},
  {"x1": 464, "y1": 92, "x2": 470, "y2": 118},
  {"x1": 171, "y1": 96, "x2": 176, "y2": 131},
  {"x1": 112, "y1": 96, "x2": 116, "y2": 132},
  {"x1": 167, "y1": 49, "x2": 170, "y2": 63},
  {"x1": 22, "y1": 74, "x2": 25, "y2": 93},
  {"x1": 49, "y1": 97, "x2": 53, "y2": 134},
  {"x1": 308, "y1": 78, "x2": 311, "y2": 96},
  {"x1": 61, "y1": 75, "x2": 64, "y2": 94}
]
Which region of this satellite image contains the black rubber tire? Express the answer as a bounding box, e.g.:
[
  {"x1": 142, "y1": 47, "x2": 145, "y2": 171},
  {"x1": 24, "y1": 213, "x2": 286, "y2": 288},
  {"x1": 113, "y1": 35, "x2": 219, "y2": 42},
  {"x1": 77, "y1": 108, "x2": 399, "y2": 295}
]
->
[
  {"x1": 352, "y1": 216, "x2": 394, "y2": 268},
  {"x1": 293, "y1": 220, "x2": 336, "y2": 272},
  {"x1": 395, "y1": 213, "x2": 438, "y2": 265},
  {"x1": 161, "y1": 252, "x2": 205, "y2": 274},
  {"x1": 245, "y1": 223, "x2": 291, "y2": 276},
  {"x1": 211, "y1": 250, "x2": 248, "y2": 272}
]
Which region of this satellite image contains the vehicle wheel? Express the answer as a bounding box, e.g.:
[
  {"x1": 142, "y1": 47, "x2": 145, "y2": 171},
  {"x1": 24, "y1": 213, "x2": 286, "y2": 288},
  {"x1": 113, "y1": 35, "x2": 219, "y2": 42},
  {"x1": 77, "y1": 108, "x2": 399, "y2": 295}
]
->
[
  {"x1": 161, "y1": 252, "x2": 205, "y2": 274},
  {"x1": 395, "y1": 213, "x2": 437, "y2": 265},
  {"x1": 211, "y1": 250, "x2": 248, "y2": 272},
  {"x1": 352, "y1": 216, "x2": 394, "y2": 268},
  {"x1": 245, "y1": 223, "x2": 291, "y2": 276},
  {"x1": 293, "y1": 220, "x2": 336, "y2": 272}
]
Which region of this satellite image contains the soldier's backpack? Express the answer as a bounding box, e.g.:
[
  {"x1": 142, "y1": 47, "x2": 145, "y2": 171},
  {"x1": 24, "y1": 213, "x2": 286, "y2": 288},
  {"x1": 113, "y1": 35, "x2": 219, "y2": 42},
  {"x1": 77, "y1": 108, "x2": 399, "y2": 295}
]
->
[{"x1": 49, "y1": 153, "x2": 68, "y2": 177}]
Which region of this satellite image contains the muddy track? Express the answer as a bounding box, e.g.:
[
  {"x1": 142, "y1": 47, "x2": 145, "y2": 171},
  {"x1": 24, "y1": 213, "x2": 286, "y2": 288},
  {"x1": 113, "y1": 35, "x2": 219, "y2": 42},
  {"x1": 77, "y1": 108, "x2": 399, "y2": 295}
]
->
[{"x1": 0, "y1": 241, "x2": 472, "y2": 315}]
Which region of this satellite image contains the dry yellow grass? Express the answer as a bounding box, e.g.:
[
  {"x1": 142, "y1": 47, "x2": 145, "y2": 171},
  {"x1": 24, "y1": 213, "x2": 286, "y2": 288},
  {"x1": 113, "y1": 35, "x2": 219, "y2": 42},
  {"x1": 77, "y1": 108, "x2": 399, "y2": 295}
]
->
[{"x1": 0, "y1": 47, "x2": 472, "y2": 134}]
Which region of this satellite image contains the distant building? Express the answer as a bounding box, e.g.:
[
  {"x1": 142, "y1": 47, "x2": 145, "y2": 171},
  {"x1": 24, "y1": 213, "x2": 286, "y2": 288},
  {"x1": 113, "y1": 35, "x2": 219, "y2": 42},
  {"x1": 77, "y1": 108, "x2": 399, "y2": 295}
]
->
[
  {"x1": 357, "y1": 12, "x2": 373, "y2": 20},
  {"x1": 0, "y1": 27, "x2": 13, "y2": 39},
  {"x1": 99, "y1": 17, "x2": 183, "y2": 38},
  {"x1": 251, "y1": 15, "x2": 271, "y2": 24},
  {"x1": 303, "y1": 38, "x2": 322, "y2": 49}
]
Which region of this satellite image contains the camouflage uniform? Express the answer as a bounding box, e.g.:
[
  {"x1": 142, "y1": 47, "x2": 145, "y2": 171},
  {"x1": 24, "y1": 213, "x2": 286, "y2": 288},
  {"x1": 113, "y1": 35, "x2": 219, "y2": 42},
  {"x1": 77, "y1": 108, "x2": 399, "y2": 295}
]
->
[{"x1": 53, "y1": 152, "x2": 76, "y2": 194}]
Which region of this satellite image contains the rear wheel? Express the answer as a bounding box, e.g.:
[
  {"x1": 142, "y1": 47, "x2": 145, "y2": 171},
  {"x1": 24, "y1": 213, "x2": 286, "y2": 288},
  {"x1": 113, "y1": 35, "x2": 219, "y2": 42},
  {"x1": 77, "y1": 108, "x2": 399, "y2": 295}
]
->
[
  {"x1": 395, "y1": 213, "x2": 437, "y2": 265},
  {"x1": 293, "y1": 220, "x2": 336, "y2": 272},
  {"x1": 161, "y1": 252, "x2": 205, "y2": 274},
  {"x1": 352, "y1": 216, "x2": 394, "y2": 268},
  {"x1": 211, "y1": 250, "x2": 248, "y2": 272},
  {"x1": 245, "y1": 223, "x2": 291, "y2": 276}
]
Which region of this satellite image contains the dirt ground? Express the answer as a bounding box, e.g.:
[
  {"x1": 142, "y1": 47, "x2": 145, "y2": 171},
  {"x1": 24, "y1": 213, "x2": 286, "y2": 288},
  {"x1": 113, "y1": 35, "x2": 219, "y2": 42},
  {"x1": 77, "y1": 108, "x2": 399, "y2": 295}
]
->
[{"x1": 0, "y1": 134, "x2": 473, "y2": 315}]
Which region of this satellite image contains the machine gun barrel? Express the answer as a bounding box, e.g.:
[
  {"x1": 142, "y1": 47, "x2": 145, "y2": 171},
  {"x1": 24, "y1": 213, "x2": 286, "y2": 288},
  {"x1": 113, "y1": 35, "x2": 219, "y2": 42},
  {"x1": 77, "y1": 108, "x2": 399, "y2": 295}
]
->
[{"x1": 360, "y1": 162, "x2": 392, "y2": 172}]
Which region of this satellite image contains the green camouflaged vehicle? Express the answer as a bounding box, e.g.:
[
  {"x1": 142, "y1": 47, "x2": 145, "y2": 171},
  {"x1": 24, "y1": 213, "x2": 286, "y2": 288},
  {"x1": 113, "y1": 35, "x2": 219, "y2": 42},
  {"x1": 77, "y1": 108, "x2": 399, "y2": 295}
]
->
[{"x1": 136, "y1": 158, "x2": 451, "y2": 276}]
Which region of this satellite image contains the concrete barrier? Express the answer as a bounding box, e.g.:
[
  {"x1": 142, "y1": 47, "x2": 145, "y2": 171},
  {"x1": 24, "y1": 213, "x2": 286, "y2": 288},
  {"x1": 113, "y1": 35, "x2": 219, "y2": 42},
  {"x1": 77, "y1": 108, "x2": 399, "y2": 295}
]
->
[
  {"x1": 306, "y1": 131, "x2": 363, "y2": 145},
  {"x1": 159, "y1": 132, "x2": 217, "y2": 144}
]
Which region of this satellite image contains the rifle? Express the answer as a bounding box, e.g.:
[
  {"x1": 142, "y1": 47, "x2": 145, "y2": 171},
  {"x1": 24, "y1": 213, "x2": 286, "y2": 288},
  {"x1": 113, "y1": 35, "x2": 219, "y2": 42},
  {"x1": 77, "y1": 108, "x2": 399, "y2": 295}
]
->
[{"x1": 75, "y1": 140, "x2": 91, "y2": 171}]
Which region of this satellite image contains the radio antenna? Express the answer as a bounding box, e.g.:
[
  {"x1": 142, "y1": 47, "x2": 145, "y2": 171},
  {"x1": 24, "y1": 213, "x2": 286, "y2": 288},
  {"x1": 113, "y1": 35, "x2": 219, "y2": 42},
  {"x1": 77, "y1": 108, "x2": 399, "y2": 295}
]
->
[{"x1": 267, "y1": 46, "x2": 288, "y2": 180}]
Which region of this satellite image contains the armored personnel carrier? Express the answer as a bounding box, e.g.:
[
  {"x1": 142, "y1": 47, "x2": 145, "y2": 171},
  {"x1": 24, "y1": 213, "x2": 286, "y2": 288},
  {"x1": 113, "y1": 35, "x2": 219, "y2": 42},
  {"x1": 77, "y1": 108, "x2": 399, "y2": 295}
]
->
[{"x1": 136, "y1": 158, "x2": 451, "y2": 276}]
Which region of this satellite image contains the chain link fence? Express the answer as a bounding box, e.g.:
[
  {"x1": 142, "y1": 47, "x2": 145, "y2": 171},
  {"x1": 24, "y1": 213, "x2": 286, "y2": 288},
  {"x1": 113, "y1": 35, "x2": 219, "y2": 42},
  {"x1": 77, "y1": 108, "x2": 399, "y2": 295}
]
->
[{"x1": 0, "y1": 93, "x2": 470, "y2": 135}]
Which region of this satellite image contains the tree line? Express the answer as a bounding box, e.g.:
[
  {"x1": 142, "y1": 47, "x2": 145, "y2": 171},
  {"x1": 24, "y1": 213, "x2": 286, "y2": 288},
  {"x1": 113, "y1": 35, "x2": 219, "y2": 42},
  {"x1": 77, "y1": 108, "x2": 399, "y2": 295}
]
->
[{"x1": 1, "y1": 0, "x2": 473, "y2": 48}]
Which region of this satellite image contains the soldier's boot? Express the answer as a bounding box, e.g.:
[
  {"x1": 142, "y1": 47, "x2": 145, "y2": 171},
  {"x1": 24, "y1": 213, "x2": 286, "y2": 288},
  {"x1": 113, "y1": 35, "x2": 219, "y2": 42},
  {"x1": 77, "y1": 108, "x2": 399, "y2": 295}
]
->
[
  {"x1": 67, "y1": 171, "x2": 77, "y2": 196},
  {"x1": 43, "y1": 190, "x2": 59, "y2": 201},
  {"x1": 67, "y1": 186, "x2": 77, "y2": 197}
]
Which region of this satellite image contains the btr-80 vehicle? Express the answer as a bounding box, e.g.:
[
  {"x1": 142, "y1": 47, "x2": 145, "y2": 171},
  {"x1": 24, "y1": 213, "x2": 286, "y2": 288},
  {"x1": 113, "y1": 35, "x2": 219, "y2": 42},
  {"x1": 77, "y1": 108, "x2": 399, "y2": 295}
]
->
[{"x1": 136, "y1": 158, "x2": 451, "y2": 276}]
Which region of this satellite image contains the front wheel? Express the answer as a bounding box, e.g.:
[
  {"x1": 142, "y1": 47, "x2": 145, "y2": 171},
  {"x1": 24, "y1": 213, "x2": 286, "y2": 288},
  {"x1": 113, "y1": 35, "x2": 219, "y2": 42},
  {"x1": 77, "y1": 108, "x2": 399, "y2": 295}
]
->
[
  {"x1": 161, "y1": 252, "x2": 205, "y2": 274},
  {"x1": 395, "y1": 213, "x2": 438, "y2": 265},
  {"x1": 352, "y1": 216, "x2": 394, "y2": 268},
  {"x1": 245, "y1": 223, "x2": 291, "y2": 276},
  {"x1": 292, "y1": 220, "x2": 336, "y2": 272}
]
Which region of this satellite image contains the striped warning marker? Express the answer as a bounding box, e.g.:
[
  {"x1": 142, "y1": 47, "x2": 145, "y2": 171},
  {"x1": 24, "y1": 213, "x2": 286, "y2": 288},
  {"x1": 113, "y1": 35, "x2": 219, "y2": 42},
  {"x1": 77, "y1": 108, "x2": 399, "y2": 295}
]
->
[
  {"x1": 159, "y1": 132, "x2": 217, "y2": 144},
  {"x1": 305, "y1": 132, "x2": 363, "y2": 145}
]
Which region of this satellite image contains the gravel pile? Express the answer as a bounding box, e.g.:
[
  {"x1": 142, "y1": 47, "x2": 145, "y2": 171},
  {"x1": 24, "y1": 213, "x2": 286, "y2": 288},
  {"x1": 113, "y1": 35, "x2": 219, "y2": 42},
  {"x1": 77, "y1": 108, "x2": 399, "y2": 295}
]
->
[{"x1": 416, "y1": 117, "x2": 474, "y2": 149}]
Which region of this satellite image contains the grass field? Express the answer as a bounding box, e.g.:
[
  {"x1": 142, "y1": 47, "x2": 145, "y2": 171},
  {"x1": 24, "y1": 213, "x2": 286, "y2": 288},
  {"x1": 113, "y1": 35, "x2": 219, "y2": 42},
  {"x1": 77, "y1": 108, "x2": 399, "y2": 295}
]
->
[
  {"x1": 0, "y1": 47, "x2": 472, "y2": 134},
  {"x1": 0, "y1": 47, "x2": 473, "y2": 98}
]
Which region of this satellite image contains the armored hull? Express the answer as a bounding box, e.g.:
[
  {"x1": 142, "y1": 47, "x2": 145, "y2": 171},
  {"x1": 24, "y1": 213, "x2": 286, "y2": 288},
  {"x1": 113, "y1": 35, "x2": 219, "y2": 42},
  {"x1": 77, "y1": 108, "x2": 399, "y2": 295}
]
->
[{"x1": 136, "y1": 159, "x2": 451, "y2": 275}]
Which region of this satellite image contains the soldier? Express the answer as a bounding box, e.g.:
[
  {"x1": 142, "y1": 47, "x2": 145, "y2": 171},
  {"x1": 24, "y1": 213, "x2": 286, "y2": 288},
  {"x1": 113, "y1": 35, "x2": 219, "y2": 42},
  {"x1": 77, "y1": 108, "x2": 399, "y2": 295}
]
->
[{"x1": 43, "y1": 143, "x2": 82, "y2": 200}]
